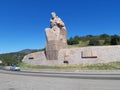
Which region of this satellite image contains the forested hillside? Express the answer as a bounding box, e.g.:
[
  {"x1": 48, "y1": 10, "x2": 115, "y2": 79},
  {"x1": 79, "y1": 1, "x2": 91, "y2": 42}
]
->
[{"x1": 0, "y1": 49, "x2": 43, "y2": 65}]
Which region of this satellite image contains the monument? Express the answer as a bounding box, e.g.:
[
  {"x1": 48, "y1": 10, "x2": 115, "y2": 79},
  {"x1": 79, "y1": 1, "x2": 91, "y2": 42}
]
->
[
  {"x1": 45, "y1": 12, "x2": 67, "y2": 60},
  {"x1": 22, "y1": 12, "x2": 120, "y2": 65}
]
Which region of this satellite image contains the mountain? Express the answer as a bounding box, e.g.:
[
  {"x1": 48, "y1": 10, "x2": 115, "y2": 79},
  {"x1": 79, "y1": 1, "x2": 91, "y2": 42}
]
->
[
  {"x1": 19, "y1": 49, "x2": 36, "y2": 54},
  {"x1": 19, "y1": 48, "x2": 45, "y2": 54}
]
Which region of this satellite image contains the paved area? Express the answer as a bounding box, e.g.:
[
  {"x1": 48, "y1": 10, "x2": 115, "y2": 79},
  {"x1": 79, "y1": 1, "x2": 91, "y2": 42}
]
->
[
  {"x1": 0, "y1": 72, "x2": 120, "y2": 90},
  {"x1": 21, "y1": 68, "x2": 120, "y2": 74}
]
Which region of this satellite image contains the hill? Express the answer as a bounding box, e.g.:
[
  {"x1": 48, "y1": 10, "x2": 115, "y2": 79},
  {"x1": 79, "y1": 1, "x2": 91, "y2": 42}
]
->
[
  {"x1": 67, "y1": 34, "x2": 120, "y2": 47},
  {"x1": 0, "y1": 49, "x2": 43, "y2": 65}
]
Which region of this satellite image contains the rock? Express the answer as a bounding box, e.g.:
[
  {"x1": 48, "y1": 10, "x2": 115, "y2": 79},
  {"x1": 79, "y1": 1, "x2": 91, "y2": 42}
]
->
[{"x1": 45, "y1": 12, "x2": 67, "y2": 60}]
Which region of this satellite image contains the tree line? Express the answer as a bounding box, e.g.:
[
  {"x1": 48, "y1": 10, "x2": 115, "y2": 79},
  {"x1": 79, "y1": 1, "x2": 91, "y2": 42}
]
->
[{"x1": 67, "y1": 34, "x2": 120, "y2": 46}]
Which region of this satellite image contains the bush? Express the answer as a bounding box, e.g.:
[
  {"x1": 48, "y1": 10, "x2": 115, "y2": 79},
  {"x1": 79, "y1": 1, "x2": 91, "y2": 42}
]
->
[
  {"x1": 88, "y1": 38, "x2": 100, "y2": 46},
  {"x1": 104, "y1": 38, "x2": 111, "y2": 45},
  {"x1": 67, "y1": 37, "x2": 79, "y2": 45},
  {"x1": 110, "y1": 35, "x2": 120, "y2": 45}
]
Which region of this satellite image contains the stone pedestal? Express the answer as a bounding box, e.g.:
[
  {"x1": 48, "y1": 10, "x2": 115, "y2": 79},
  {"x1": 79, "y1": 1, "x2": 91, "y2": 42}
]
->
[{"x1": 46, "y1": 40, "x2": 67, "y2": 60}]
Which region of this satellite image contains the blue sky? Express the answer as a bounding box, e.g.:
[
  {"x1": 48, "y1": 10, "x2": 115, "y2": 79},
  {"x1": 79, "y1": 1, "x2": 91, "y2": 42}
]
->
[{"x1": 0, "y1": 0, "x2": 120, "y2": 53}]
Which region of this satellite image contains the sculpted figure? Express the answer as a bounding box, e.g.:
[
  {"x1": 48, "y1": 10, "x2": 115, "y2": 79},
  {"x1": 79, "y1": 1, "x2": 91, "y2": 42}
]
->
[
  {"x1": 45, "y1": 12, "x2": 67, "y2": 42},
  {"x1": 50, "y1": 12, "x2": 65, "y2": 28}
]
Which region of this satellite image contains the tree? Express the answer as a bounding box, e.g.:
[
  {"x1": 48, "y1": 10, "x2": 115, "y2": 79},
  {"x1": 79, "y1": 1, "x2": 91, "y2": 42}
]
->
[
  {"x1": 80, "y1": 35, "x2": 94, "y2": 41},
  {"x1": 103, "y1": 38, "x2": 111, "y2": 45},
  {"x1": 88, "y1": 38, "x2": 100, "y2": 46},
  {"x1": 110, "y1": 35, "x2": 120, "y2": 45},
  {"x1": 74, "y1": 35, "x2": 80, "y2": 41},
  {"x1": 99, "y1": 33, "x2": 110, "y2": 40},
  {"x1": 67, "y1": 37, "x2": 79, "y2": 45}
]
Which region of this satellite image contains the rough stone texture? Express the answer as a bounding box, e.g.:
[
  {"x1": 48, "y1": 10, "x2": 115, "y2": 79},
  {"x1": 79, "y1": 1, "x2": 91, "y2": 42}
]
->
[
  {"x1": 45, "y1": 12, "x2": 67, "y2": 60},
  {"x1": 58, "y1": 45, "x2": 120, "y2": 65},
  {"x1": 81, "y1": 50, "x2": 97, "y2": 58},
  {"x1": 22, "y1": 51, "x2": 59, "y2": 66},
  {"x1": 22, "y1": 51, "x2": 47, "y2": 65},
  {"x1": 23, "y1": 45, "x2": 120, "y2": 65}
]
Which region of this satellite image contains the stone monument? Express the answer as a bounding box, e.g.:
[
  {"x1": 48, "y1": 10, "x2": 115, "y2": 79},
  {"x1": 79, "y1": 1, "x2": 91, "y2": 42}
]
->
[
  {"x1": 22, "y1": 12, "x2": 120, "y2": 65},
  {"x1": 45, "y1": 12, "x2": 67, "y2": 60}
]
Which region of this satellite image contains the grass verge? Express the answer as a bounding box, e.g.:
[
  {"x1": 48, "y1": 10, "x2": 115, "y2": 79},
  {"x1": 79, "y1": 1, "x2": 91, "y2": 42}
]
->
[{"x1": 20, "y1": 61, "x2": 120, "y2": 70}]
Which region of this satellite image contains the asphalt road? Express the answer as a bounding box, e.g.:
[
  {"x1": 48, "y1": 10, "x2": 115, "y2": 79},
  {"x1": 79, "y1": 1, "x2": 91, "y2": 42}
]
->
[{"x1": 0, "y1": 69, "x2": 120, "y2": 90}]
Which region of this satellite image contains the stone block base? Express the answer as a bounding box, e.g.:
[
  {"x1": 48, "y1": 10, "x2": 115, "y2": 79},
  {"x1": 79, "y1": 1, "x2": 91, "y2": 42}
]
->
[{"x1": 45, "y1": 40, "x2": 67, "y2": 60}]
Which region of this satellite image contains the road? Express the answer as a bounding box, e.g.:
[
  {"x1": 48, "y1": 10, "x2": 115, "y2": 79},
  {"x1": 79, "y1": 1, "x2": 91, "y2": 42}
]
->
[{"x1": 0, "y1": 70, "x2": 120, "y2": 90}]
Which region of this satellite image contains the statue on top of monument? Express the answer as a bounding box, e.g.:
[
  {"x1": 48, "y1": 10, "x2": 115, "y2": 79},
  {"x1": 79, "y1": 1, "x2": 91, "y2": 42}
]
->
[
  {"x1": 45, "y1": 12, "x2": 67, "y2": 42},
  {"x1": 50, "y1": 12, "x2": 65, "y2": 29}
]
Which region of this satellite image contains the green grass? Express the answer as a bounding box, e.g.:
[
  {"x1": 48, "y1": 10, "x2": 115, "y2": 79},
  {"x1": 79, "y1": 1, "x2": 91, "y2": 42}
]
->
[
  {"x1": 68, "y1": 41, "x2": 89, "y2": 48},
  {"x1": 20, "y1": 61, "x2": 120, "y2": 70}
]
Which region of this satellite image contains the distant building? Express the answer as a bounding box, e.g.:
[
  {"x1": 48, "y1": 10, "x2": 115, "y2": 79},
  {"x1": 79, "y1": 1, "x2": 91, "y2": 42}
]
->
[{"x1": 0, "y1": 60, "x2": 2, "y2": 64}]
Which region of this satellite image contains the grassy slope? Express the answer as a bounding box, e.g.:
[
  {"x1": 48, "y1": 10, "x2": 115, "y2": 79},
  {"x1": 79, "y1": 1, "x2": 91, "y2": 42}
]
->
[{"x1": 20, "y1": 62, "x2": 120, "y2": 70}]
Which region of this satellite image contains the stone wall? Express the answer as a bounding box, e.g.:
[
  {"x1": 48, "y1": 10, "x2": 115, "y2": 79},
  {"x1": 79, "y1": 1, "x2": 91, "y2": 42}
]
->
[
  {"x1": 22, "y1": 51, "x2": 60, "y2": 65},
  {"x1": 22, "y1": 51, "x2": 47, "y2": 65},
  {"x1": 58, "y1": 45, "x2": 120, "y2": 65},
  {"x1": 22, "y1": 45, "x2": 120, "y2": 65}
]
